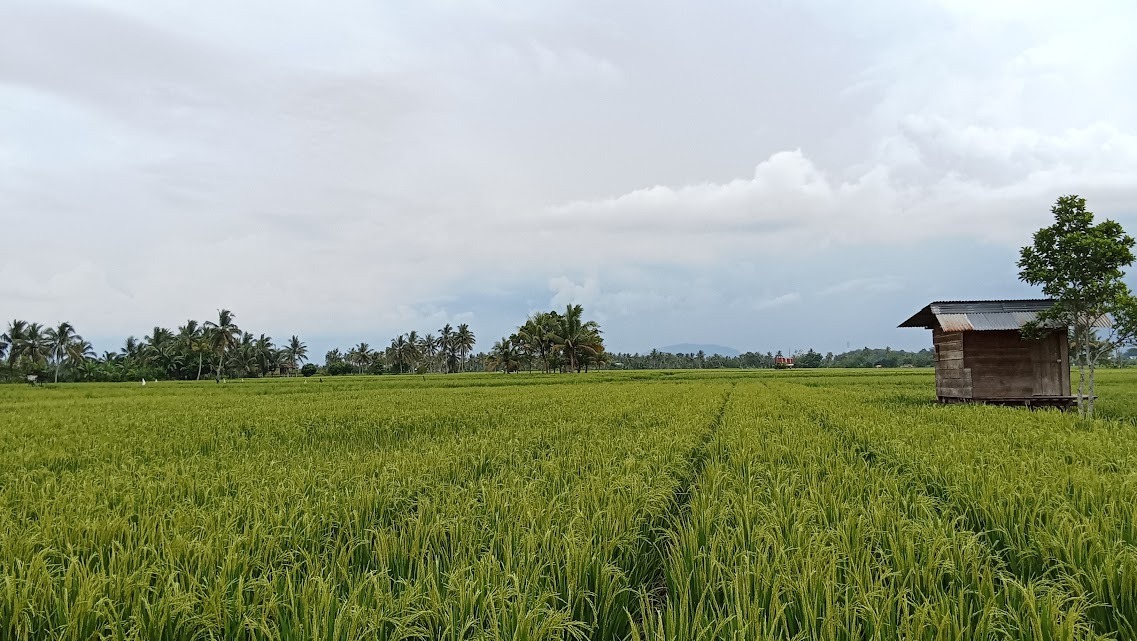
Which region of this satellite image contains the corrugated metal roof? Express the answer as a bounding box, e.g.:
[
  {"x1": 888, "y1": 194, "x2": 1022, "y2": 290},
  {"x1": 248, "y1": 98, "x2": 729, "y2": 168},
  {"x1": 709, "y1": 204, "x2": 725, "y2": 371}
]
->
[
  {"x1": 934, "y1": 310, "x2": 1057, "y2": 331},
  {"x1": 898, "y1": 299, "x2": 1111, "y2": 331}
]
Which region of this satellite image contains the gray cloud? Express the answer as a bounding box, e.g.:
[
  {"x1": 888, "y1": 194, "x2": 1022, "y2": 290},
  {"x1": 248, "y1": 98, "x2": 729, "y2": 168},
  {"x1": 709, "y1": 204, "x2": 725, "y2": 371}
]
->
[{"x1": 2, "y1": 0, "x2": 1135, "y2": 353}]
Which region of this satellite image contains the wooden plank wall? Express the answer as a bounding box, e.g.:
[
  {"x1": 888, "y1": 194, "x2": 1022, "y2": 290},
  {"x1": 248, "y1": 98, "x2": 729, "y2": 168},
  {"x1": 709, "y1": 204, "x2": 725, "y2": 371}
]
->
[
  {"x1": 965, "y1": 330, "x2": 1033, "y2": 398},
  {"x1": 1058, "y1": 332, "x2": 1071, "y2": 395},
  {"x1": 933, "y1": 328, "x2": 970, "y2": 398},
  {"x1": 1028, "y1": 331, "x2": 1070, "y2": 396}
]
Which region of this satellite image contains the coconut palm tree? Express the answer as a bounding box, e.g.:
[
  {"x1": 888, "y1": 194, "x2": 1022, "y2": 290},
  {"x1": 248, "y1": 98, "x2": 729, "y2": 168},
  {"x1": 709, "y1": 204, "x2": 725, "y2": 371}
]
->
[
  {"x1": 438, "y1": 323, "x2": 458, "y2": 373},
  {"x1": 254, "y1": 334, "x2": 275, "y2": 376},
  {"x1": 204, "y1": 309, "x2": 241, "y2": 381},
  {"x1": 178, "y1": 320, "x2": 209, "y2": 381},
  {"x1": 45, "y1": 322, "x2": 78, "y2": 383},
  {"x1": 455, "y1": 323, "x2": 476, "y2": 371},
  {"x1": 225, "y1": 339, "x2": 254, "y2": 378},
  {"x1": 94, "y1": 350, "x2": 124, "y2": 381},
  {"x1": 2, "y1": 320, "x2": 27, "y2": 374},
  {"x1": 120, "y1": 336, "x2": 143, "y2": 363},
  {"x1": 388, "y1": 335, "x2": 415, "y2": 374},
  {"x1": 405, "y1": 331, "x2": 422, "y2": 371},
  {"x1": 152, "y1": 346, "x2": 184, "y2": 379},
  {"x1": 349, "y1": 342, "x2": 372, "y2": 374},
  {"x1": 2, "y1": 320, "x2": 27, "y2": 367},
  {"x1": 144, "y1": 326, "x2": 181, "y2": 378},
  {"x1": 552, "y1": 304, "x2": 603, "y2": 373},
  {"x1": 145, "y1": 326, "x2": 174, "y2": 351},
  {"x1": 225, "y1": 332, "x2": 257, "y2": 378},
  {"x1": 487, "y1": 336, "x2": 522, "y2": 373},
  {"x1": 419, "y1": 333, "x2": 439, "y2": 372},
  {"x1": 17, "y1": 323, "x2": 51, "y2": 375},
  {"x1": 65, "y1": 339, "x2": 95, "y2": 375},
  {"x1": 519, "y1": 312, "x2": 559, "y2": 373},
  {"x1": 69, "y1": 341, "x2": 97, "y2": 381},
  {"x1": 286, "y1": 335, "x2": 308, "y2": 372}
]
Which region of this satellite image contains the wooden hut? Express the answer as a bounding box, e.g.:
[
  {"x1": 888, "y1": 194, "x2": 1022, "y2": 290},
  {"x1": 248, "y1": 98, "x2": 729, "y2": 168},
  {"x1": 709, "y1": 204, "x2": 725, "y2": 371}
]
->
[
  {"x1": 898, "y1": 300, "x2": 1099, "y2": 408},
  {"x1": 773, "y1": 355, "x2": 795, "y2": 369}
]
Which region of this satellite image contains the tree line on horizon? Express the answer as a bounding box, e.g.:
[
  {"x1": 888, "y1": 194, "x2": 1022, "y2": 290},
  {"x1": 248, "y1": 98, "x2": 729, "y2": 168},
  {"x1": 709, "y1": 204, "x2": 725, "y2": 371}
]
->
[
  {"x1": 321, "y1": 322, "x2": 477, "y2": 375},
  {"x1": 320, "y1": 305, "x2": 606, "y2": 375},
  {"x1": 0, "y1": 310, "x2": 309, "y2": 383},
  {"x1": 1, "y1": 304, "x2": 942, "y2": 384},
  {"x1": 606, "y1": 346, "x2": 936, "y2": 370},
  {"x1": 0, "y1": 311, "x2": 489, "y2": 383}
]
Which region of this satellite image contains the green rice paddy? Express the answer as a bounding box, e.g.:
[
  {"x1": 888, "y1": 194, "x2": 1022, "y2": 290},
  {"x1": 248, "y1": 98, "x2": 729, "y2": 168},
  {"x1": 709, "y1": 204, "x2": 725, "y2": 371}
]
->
[{"x1": 2, "y1": 369, "x2": 1137, "y2": 640}]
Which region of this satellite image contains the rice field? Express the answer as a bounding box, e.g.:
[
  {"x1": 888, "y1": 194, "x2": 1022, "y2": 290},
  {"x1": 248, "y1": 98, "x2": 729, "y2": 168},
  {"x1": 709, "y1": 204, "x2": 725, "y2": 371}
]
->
[{"x1": 2, "y1": 369, "x2": 1137, "y2": 640}]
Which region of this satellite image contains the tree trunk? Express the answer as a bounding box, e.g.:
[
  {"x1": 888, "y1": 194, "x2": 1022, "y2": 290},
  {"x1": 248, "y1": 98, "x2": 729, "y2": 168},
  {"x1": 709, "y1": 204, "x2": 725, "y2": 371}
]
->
[
  {"x1": 1077, "y1": 326, "x2": 1088, "y2": 419},
  {"x1": 1088, "y1": 360, "x2": 1097, "y2": 419},
  {"x1": 197, "y1": 353, "x2": 203, "y2": 380},
  {"x1": 54, "y1": 360, "x2": 61, "y2": 383},
  {"x1": 1086, "y1": 318, "x2": 1098, "y2": 419}
]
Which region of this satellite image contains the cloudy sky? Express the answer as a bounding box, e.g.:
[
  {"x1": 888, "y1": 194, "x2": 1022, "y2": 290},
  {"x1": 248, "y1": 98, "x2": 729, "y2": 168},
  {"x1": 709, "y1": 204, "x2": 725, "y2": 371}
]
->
[{"x1": 3, "y1": 0, "x2": 1136, "y2": 357}]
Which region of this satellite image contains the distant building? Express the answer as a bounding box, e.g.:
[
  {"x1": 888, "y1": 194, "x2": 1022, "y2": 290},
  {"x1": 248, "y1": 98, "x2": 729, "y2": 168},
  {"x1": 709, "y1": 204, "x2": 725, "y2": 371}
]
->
[
  {"x1": 899, "y1": 299, "x2": 1107, "y2": 408},
  {"x1": 773, "y1": 355, "x2": 795, "y2": 369}
]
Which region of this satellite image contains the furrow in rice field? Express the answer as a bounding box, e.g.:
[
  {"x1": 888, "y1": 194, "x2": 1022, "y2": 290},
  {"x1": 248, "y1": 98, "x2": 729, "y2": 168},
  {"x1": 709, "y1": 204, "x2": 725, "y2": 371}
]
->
[
  {"x1": 634, "y1": 382, "x2": 737, "y2": 621},
  {"x1": 635, "y1": 381, "x2": 1108, "y2": 641},
  {"x1": 782, "y1": 380, "x2": 1137, "y2": 638}
]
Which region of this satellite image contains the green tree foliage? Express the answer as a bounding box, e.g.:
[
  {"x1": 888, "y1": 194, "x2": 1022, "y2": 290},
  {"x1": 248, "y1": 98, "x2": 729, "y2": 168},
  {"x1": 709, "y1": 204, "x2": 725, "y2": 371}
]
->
[
  {"x1": 311, "y1": 322, "x2": 486, "y2": 377},
  {"x1": 550, "y1": 305, "x2": 605, "y2": 373},
  {"x1": 177, "y1": 320, "x2": 209, "y2": 381},
  {"x1": 6, "y1": 303, "x2": 945, "y2": 382},
  {"x1": 438, "y1": 324, "x2": 457, "y2": 373},
  {"x1": 204, "y1": 309, "x2": 241, "y2": 382},
  {"x1": 607, "y1": 347, "x2": 933, "y2": 370},
  {"x1": 517, "y1": 312, "x2": 559, "y2": 373},
  {"x1": 285, "y1": 335, "x2": 307, "y2": 371},
  {"x1": 499, "y1": 305, "x2": 607, "y2": 373},
  {"x1": 300, "y1": 363, "x2": 318, "y2": 377},
  {"x1": 795, "y1": 348, "x2": 823, "y2": 368},
  {"x1": 419, "y1": 333, "x2": 439, "y2": 372},
  {"x1": 0, "y1": 321, "x2": 51, "y2": 382},
  {"x1": 455, "y1": 324, "x2": 476, "y2": 371},
  {"x1": 347, "y1": 342, "x2": 372, "y2": 374},
  {"x1": 385, "y1": 337, "x2": 411, "y2": 374},
  {"x1": 486, "y1": 336, "x2": 522, "y2": 373},
  {"x1": 46, "y1": 322, "x2": 78, "y2": 383},
  {"x1": 1018, "y1": 195, "x2": 1137, "y2": 418},
  {"x1": 1, "y1": 313, "x2": 308, "y2": 384}
]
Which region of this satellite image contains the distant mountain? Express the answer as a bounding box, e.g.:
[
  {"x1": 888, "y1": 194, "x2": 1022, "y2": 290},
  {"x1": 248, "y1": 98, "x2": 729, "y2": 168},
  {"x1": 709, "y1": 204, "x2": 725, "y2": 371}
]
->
[{"x1": 657, "y1": 343, "x2": 741, "y2": 357}]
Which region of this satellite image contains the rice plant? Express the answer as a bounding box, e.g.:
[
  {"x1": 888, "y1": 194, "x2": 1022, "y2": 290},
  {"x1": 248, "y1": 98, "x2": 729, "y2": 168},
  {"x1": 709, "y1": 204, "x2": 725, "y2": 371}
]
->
[{"x1": 1, "y1": 370, "x2": 1136, "y2": 639}]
